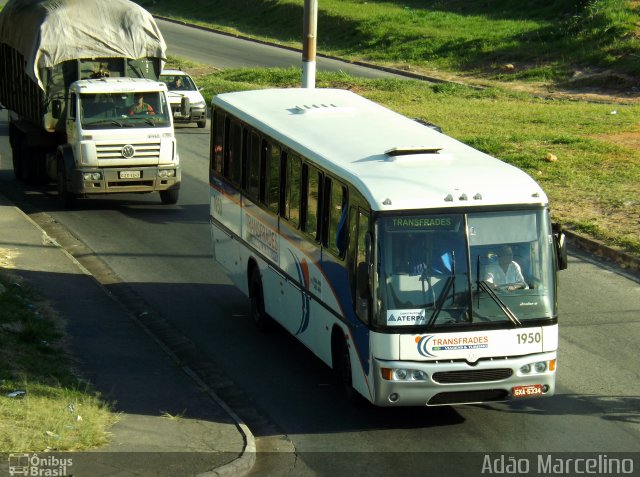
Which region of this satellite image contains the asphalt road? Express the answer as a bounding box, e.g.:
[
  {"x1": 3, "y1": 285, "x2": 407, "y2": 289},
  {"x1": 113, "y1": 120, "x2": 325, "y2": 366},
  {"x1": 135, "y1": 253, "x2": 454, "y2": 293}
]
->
[
  {"x1": 1, "y1": 109, "x2": 639, "y2": 476},
  {"x1": 1, "y1": 16, "x2": 639, "y2": 476},
  {"x1": 156, "y1": 17, "x2": 405, "y2": 80}
]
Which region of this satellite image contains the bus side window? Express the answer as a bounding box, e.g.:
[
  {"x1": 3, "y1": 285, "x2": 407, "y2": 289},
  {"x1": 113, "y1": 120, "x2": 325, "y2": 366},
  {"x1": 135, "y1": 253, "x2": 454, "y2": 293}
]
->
[
  {"x1": 224, "y1": 119, "x2": 242, "y2": 185},
  {"x1": 303, "y1": 163, "x2": 322, "y2": 241},
  {"x1": 283, "y1": 152, "x2": 301, "y2": 227},
  {"x1": 211, "y1": 110, "x2": 224, "y2": 174},
  {"x1": 245, "y1": 130, "x2": 260, "y2": 199},
  {"x1": 326, "y1": 179, "x2": 348, "y2": 258},
  {"x1": 351, "y1": 209, "x2": 371, "y2": 322},
  {"x1": 265, "y1": 142, "x2": 281, "y2": 213}
]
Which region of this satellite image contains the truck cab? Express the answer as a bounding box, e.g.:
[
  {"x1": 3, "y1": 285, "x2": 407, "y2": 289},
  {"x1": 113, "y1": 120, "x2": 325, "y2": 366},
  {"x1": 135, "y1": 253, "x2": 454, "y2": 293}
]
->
[{"x1": 51, "y1": 77, "x2": 181, "y2": 205}]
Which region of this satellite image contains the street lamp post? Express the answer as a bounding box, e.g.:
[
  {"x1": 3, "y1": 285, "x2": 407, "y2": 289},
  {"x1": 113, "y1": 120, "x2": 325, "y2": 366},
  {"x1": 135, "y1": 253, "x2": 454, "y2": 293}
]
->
[{"x1": 302, "y1": 0, "x2": 318, "y2": 88}]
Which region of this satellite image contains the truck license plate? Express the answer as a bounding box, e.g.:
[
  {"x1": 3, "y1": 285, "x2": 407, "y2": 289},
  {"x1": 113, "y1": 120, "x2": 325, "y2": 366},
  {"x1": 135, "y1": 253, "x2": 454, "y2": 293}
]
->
[
  {"x1": 119, "y1": 171, "x2": 141, "y2": 179},
  {"x1": 512, "y1": 384, "x2": 543, "y2": 398}
]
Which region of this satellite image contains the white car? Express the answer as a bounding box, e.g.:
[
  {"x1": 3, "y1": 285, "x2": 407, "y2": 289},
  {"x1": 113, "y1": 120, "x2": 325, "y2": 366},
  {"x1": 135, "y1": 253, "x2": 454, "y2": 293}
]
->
[{"x1": 160, "y1": 69, "x2": 207, "y2": 128}]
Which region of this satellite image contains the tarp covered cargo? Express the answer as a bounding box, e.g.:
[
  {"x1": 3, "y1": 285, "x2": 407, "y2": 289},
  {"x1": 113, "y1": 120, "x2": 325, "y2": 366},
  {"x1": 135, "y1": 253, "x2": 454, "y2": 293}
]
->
[{"x1": 0, "y1": 0, "x2": 166, "y2": 90}]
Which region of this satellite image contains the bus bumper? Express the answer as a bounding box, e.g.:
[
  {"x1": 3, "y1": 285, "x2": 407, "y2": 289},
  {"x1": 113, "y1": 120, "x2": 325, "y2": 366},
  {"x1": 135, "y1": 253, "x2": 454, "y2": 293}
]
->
[{"x1": 371, "y1": 352, "x2": 557, "y2": 407}]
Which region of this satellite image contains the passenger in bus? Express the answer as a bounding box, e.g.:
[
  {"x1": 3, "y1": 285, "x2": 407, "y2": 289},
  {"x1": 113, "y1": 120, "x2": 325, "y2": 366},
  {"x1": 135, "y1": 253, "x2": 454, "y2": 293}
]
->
[{"x1": 484, "y1": 246, "x2": 527, "y2": 290}]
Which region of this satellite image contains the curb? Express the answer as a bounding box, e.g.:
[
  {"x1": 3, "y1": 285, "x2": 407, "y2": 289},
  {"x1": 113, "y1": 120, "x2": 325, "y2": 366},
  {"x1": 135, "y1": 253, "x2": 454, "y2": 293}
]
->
[
  {"x1": 0, "y1": 194, "x2": 256, "y2": 477},
  {"x1": 564, "y1": 228, "x2": 640, "y2": 276}
]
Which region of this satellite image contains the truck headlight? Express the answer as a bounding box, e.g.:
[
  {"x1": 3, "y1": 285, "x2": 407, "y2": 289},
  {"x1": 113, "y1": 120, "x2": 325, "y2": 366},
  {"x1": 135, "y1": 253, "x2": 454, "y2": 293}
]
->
[
  {"x1": 158, "y1": 169, "x2": 176, "y2": 178},
  {"x1": 83, "y1": 172, "x2": 102, "y2": 181}
]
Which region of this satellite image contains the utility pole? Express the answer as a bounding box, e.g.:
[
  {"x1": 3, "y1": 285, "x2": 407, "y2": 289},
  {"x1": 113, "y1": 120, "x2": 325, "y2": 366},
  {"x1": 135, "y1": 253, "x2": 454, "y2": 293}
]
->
[{"x1": 302, "y1": 0, "x2": 317, "y2": 88}]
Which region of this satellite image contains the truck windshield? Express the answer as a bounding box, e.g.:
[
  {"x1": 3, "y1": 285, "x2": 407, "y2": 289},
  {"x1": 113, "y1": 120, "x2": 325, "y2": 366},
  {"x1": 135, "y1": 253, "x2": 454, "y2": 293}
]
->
[
  {"x1": 80, "y1": 92, "x2": 171, "y2": 129},
  {"x1": 375, "y1": 209, "x2": 555, "y2": 330}
]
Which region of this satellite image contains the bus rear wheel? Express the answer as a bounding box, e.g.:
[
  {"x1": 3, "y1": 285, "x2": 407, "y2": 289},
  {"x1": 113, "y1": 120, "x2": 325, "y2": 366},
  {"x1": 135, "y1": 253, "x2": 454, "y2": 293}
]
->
[{"x1": 250, "y1": 270, "x2": 272, "y2": 332}]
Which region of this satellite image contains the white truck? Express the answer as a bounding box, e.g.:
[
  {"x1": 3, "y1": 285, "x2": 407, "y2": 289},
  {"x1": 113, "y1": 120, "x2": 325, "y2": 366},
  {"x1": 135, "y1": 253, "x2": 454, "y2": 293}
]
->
[{"x1": 0, "y1": 0, "x2": 181, "y2": 206}]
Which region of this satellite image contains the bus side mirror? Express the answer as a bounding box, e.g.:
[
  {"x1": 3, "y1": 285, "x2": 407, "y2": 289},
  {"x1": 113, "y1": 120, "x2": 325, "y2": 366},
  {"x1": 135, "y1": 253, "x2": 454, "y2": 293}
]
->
[
  {"x1": 356, "y1": 262, "x2": 370, "y2": 298},
  {"x1": 552, "y1": 223, "x2": 568, "y2": 270}
]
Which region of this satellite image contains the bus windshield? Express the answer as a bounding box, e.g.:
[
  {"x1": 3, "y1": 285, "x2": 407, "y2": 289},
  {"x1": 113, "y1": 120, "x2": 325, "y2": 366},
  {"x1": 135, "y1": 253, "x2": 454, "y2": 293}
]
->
[{"x1": 375, "y1": 209, "x2": 556, "y2": 329}]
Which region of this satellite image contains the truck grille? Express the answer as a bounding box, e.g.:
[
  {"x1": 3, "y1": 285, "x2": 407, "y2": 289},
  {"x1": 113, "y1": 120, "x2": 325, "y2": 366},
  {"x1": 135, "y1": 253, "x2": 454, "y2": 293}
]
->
[
  {"x1": 96, "y1": 142, "x2": 161, "y2": 160},
  {"x1": 432, "y1": 368, "x2": 513, "y2": 384}
]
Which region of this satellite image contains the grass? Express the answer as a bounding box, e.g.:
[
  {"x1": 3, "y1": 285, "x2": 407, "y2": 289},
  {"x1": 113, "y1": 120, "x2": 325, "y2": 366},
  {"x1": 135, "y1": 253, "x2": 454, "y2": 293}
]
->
[
  {"x1": 138, "y1": 0, "x2": 640, "y2": 88},
  {"x1": 0, "y1": 270, "x2": 117, "y2": 452},
  {"x1": 152, "y1": 0, "x2": 640, "y2": 258},
  {"x1": 168, "y1": 57, "x2": 640, "y2": 257}
]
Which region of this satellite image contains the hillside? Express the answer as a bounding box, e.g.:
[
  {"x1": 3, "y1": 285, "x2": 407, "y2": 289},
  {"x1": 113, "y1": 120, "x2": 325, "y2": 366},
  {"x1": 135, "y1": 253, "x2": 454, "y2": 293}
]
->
[{"x1": 136, "y1": 0, "x2": 640, "y2": 98}]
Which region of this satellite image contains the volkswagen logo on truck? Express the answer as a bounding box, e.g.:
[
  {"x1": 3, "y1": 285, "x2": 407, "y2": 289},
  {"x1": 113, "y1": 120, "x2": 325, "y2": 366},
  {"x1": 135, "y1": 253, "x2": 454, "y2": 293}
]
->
[{"x1": 122, "y1": 145, "x2": 135, "y2": 158}]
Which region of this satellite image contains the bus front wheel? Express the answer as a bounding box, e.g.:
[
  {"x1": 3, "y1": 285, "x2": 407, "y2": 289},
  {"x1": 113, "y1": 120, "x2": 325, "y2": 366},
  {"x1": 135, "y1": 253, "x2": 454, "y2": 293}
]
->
[
  {"x1": 333, "y1": 332, "x2": 364, "y2": 406},
  {"x1": 250, "y1": 270, "x2": 272, "y2": 332}
]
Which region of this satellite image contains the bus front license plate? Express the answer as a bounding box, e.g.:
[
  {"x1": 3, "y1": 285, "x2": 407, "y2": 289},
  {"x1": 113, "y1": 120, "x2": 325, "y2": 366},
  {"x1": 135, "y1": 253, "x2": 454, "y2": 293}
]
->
[
  {"x1": 512, "y1": 384, "x2": 543, "y2": 398},
  {"x1": 120, "y1": 171, "x2": 141, "y2": 179}
]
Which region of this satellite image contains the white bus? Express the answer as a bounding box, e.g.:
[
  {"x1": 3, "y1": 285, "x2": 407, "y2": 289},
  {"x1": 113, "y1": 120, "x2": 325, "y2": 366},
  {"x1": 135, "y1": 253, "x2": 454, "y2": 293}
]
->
[{"x1": 208, "y1": 88, "x2": 567, "y2": 407}]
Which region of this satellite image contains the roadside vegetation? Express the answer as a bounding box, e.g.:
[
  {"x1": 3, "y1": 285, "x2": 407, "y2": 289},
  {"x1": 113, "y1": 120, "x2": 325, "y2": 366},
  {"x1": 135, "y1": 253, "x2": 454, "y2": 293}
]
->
[
  {"x1": 167, "y1": 57, "x2": 640, "y2": 258},
  {"x1": 0, "y1": 270, "x2": 116, "y2": 451},
  {"x1": 140, "y1": 0, "x2": 640, "y2": 91},
  {"x1": 151, "y1": 0, "x2": 640, "y2": 259}
]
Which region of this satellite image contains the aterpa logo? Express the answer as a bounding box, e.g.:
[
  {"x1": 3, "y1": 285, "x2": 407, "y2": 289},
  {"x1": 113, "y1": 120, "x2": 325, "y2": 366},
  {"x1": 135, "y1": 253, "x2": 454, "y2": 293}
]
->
[{"x1": 416, "y1": 335, "x2": 437, "y2": 358}]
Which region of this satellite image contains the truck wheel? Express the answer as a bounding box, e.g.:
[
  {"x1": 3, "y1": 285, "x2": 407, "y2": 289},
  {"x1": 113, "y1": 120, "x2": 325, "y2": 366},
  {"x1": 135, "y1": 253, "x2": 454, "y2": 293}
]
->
[
  {"x1": 57, "y1": 161, "x2": 75, "y2": 209},
  {"x1": 159, "y1": 188, "x2": 179, "y2": 205},
  {"x1": 23, "y1": 146, "x2": 48, "y2": 185},
  {"x1": 250, "y1": 269, "x2": 272, "y2": 332},
  {"x1": 22, "y1": 141, "x2": 37, "y2": 185},
  {"x1": 11, "y1": 138, "x2": 24, "y2": 181},
  {"x1": 197, "y1": 120, "x2": 207, "y2": 129}
]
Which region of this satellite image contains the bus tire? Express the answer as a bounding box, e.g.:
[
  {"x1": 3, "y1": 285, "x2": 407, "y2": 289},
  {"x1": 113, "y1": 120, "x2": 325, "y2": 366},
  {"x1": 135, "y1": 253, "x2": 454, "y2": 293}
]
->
[
  {"x1": 197, "y1": 120, "x2": 207, "y2": 129},
  {"x1": 250, "y1": 270, "x2": 272, "y2": 332},
  {"x1": 333, "y1": 331, "x2": 365, "y2": 406}
]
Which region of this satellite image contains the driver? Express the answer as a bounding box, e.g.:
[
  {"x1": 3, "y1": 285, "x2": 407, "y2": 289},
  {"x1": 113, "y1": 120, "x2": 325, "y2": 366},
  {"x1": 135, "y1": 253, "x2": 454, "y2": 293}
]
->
[{"x1": 485, "y1": 246, "x2": 527, "y2": 290}]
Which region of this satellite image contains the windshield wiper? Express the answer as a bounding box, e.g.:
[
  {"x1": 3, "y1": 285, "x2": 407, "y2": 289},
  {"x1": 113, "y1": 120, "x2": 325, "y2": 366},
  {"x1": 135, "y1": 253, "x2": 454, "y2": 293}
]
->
[
  {"x1": 427, "y1": 250, "x2": 457, "y2": 327},
  {"x1": 476, "y1": 257, "x2": 521, "y2": 326},
  {"x1": 427, "y1": 275, "x2": 454, "y2": 327},
  {"x1": 85, "y1": 119, "x2": 125, "y2": 127}
]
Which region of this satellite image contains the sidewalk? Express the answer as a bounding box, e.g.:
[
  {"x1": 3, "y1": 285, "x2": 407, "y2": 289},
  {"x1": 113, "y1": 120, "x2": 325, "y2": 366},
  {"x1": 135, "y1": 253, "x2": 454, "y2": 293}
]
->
[{"x1": 0, "y1": 193, "x2": 255, "y2": 477}]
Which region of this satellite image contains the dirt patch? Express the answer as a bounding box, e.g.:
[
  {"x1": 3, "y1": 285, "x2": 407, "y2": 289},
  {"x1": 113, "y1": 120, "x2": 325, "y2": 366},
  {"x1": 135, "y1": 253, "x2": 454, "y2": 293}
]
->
[{"x1": 595, "y1": 128, "x2": 640, "y2": 149}]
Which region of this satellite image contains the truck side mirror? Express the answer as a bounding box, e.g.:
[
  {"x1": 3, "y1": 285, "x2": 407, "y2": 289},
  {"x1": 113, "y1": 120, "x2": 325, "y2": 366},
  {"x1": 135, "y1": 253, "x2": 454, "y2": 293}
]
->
[
  {"x1": 356, "y1": 262, "x2": 370, "y2": 298},
  {"x1": 52, "y1": 99, "x2": 63, "y2": 119},
  {"x1": 552, "y1": 223, "x2": 568, "y2": 270}
]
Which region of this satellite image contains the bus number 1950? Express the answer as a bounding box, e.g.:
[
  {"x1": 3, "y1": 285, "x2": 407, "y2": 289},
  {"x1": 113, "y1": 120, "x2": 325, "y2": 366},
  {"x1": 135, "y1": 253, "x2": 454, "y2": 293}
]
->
[{"x1": 517, "y1": 332, "x2": 541, "y2": 345}]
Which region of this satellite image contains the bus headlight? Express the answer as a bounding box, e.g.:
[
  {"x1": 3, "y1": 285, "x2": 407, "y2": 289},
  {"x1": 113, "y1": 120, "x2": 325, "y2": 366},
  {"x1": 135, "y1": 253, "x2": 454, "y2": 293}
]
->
[
  {"x1": 381, "y1": 368, "x2": 428, "y2": 381},
  {"x1": 534, "y1": 361, "x2": 547, "y2": 373},
  {"x1": 520, "y1": 360, "x2": 555, "y2": 375}
]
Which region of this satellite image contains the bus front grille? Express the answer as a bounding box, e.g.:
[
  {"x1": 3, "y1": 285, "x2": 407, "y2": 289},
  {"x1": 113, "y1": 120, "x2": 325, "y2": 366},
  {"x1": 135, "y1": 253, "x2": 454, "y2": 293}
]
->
[
  {"x1": 428, "y1": 389, "x2": 509, "y2": 406},
  {"x1": 432, "y1": 368, "x2": 513, "y2": 384}
]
